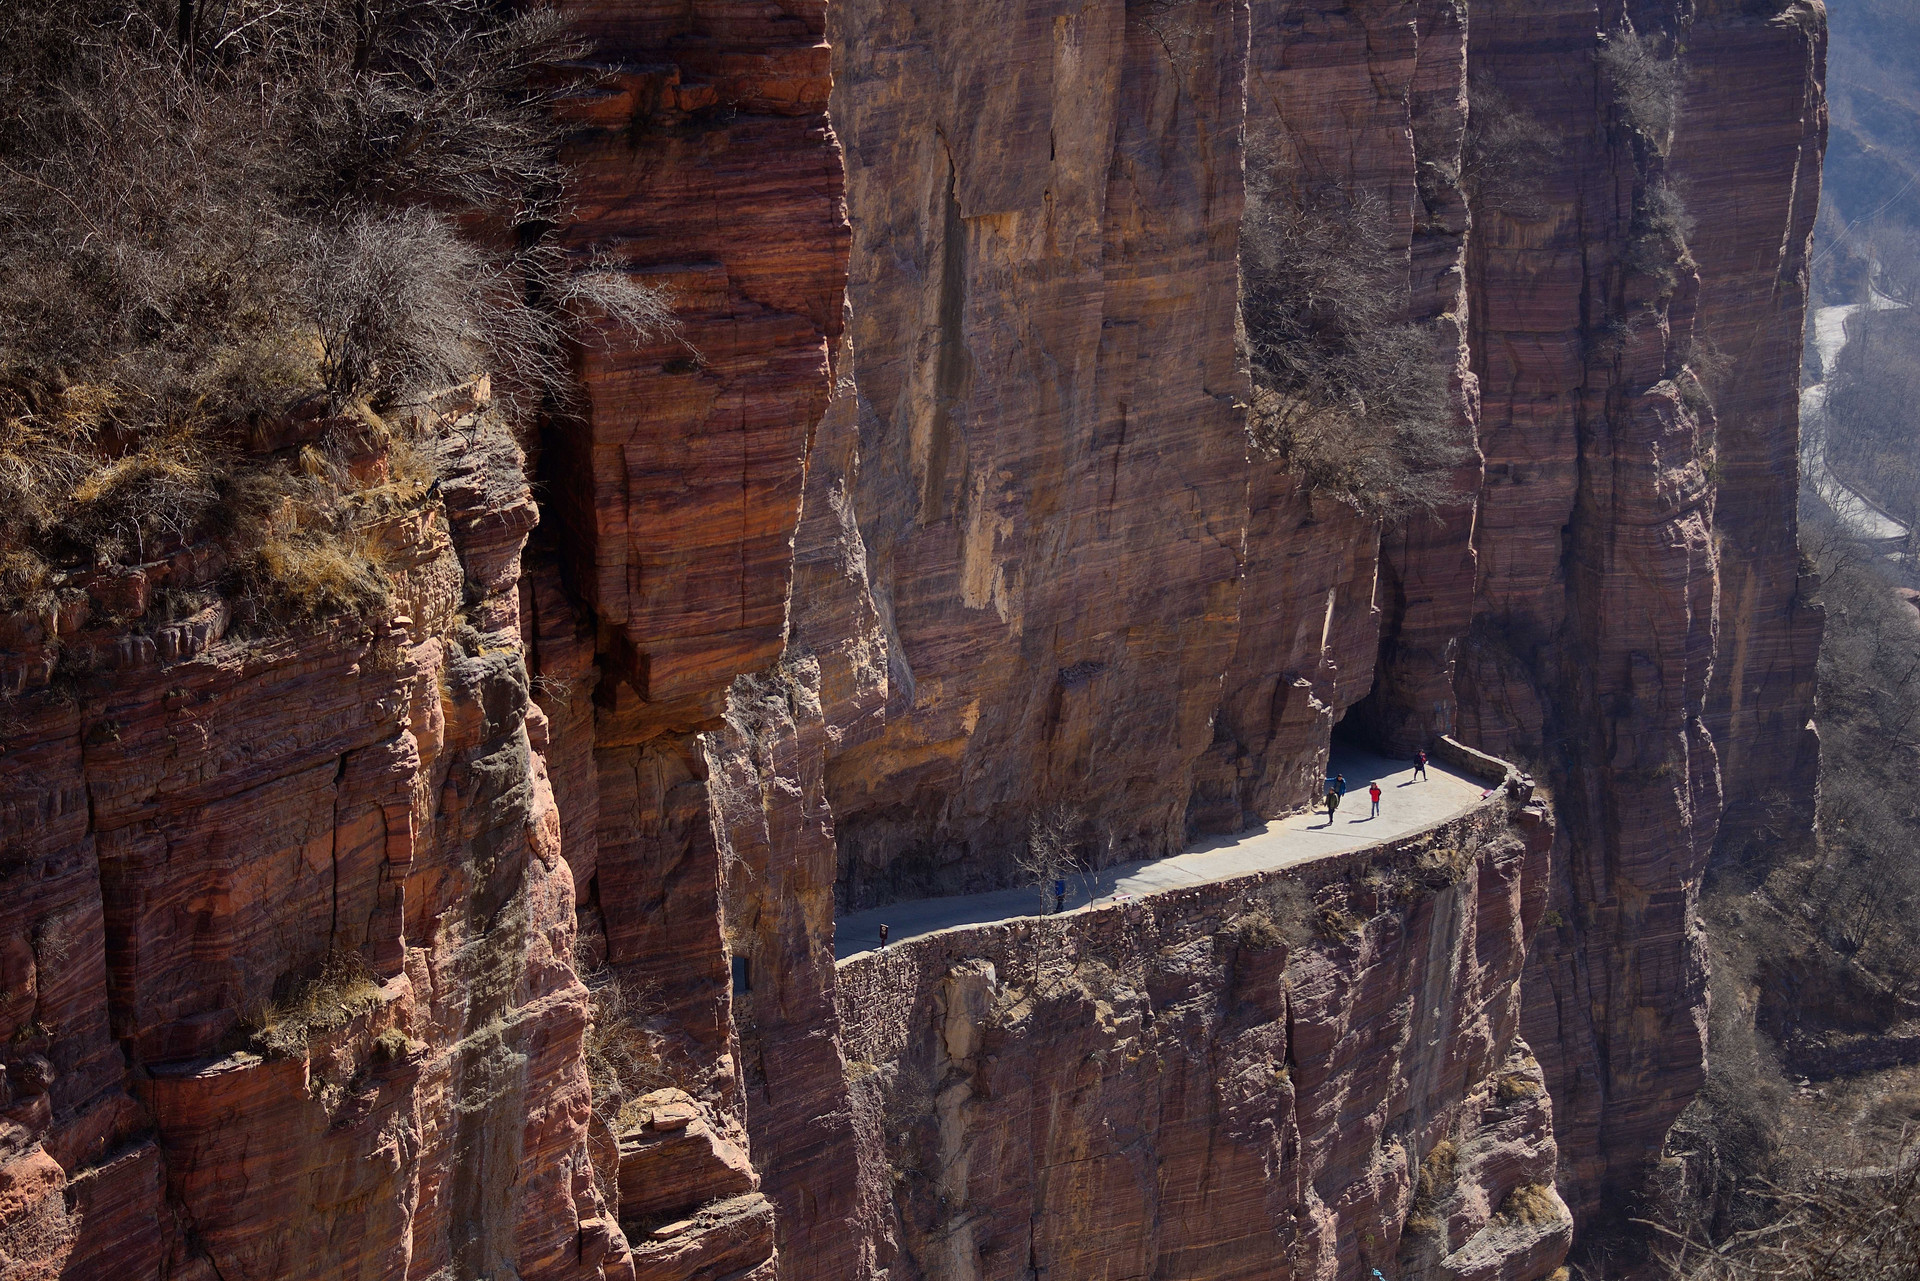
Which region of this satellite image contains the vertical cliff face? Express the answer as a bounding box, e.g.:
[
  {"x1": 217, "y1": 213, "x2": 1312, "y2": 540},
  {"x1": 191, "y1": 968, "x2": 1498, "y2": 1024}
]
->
[
  {"x1": 1679, "y1": 1, "x2": 1826, "y2": 868},
  {"x1": 0, "y1": 0, "x2": 1827, "y2": 1276},
  {"x1": 1459, "y1": 0, "x2": 1722, "y2": 1220},
  {"x1": 1457, "y1": 0, "x2": 1826, "y2": 1225},
  {"x1": 822, "y1": 0, "x2": 1256, "y2": 901},
  {"x1": 2, "y1": 395, "x2": 616, "y2": 1280},
  {"x1": 838, "y1": 792, "x2": 1565, "y2": 1281},
  {"x1": 1198, "y1": 0, "x2": 1483, "y2": 835}
]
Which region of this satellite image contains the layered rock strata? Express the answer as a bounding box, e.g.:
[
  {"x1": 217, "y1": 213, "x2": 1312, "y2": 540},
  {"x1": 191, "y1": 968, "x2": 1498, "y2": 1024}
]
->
[
  {"x1": 2, "y1": 392, "x2": 623, "y2": 1279},
  {"x1": 822, "y1": 0, "x2": 1257, "y2": 898},
  {"x1": 1457, "y1": 0, "x2": 1827, "y2": 1225},
  {"x1": 837, "y1": 784, "x2": 1568, "y2": 1280},
  {"x1": 0, "y1": 0, "x2": 1828, "y2": 1276}
]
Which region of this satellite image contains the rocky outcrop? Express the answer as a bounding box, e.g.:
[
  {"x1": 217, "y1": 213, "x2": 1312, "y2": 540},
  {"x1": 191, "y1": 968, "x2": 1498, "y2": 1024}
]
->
[
  {"x1": 837, "y1": 788, "x2": 1566, "y2": 1279},
  {"x1": 1458, "y1": 0, "x2": 1827, "y2": 1227},
  {"x1": 1679, "y1": 1, "x2": 1826, "y2": 868},
  {"x1": 1, "y1": 393, "x2": 620, "y2": 1279}
]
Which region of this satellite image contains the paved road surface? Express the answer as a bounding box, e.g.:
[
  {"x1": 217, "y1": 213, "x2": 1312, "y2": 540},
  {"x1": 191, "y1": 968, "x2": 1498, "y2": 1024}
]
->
[{"x1": 835, "y1": 746, "x2": 1494, "y2": 961}]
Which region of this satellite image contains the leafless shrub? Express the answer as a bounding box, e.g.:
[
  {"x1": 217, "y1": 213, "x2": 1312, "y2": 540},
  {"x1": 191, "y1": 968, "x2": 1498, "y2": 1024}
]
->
[
  {"x1": 580, "y1": 968, "x2": 671, "y2": 1132},
  {"x1": 1627, "y1": 180, "x2": 1697, "y2": 290},
  {"x1": 1678, "y1": 335, "x2": 1733, "y2": 416},
  {"x1": 244, "y1": 948, "x2": 383, "y2": 1059},
  {"x1": 30, "y1": 911, "x2": 78, "y2": 968},
  {"x1": 1600, "y1": 29, "x2": 1683, "y2": 149},
  {"x1": 1014, "y1": 803, "x2": 1084, "y2": 913},
  {"x1": 0, "y1": 0, "x2": 674, "y2": 616},
  {"x1": 531, "y1": 672, "x2": 576, "y2": 706},
  {"x1": 1654, "y1": 1143, "x2": 1920, "y2": 1280},
  {"x1": 1464, "y1": 77, "x2": 1558, "y2": 219},
  {"x1": 1240, "y1": 182, "x2": 1467, "y2": 522},
  {"x1": 303, "y1": 209, "x2": 487, "y2": 407}
]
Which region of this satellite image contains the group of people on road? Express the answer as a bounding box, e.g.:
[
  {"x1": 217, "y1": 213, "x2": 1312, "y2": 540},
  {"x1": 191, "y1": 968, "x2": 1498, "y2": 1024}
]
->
[
  {"x1": 1323, "y1": 749, "x2": 1427, "y2": 824},
  {"x1": 875, "y1": 749, "x2": 1438, "y2": 952}
]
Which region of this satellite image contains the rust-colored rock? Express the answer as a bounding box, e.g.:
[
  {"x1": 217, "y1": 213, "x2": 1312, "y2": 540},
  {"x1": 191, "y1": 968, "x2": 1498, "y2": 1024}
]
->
[
  {"x1": 626, "y1": 1194, "x2": 776, "y2": 1281},
  {"x1": 0, "y1": 403, "x2": 618, "y2": 1280},
  {"x1": 0, "y1": 0, "x2": 1829, "y2": 1274},
  {"x1": 1459, "y1": 0, "x2": 1828, "y2": 1228},
  {"x1": 836, "y1": 794, "x2": 1563, "y2": 1279},
  {"x1": 616, "y1": 1092, "x2": 758, "y2": 1224},
  {"x1": 822, "y1": 0, "x2": 1254, "y2": 900}
]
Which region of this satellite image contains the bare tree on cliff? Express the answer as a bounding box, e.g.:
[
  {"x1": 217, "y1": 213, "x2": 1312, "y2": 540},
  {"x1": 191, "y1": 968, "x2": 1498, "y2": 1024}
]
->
[
  {"x1": 1014, "y1": 804, "x2": 1083, "y2": 915},
  {"x1": 1239, "y1": 175, "x2": 1467, "y2": 522},
  {"x1": 1656, "y1": 1140, "x2": 1920, "y2": 1280}
]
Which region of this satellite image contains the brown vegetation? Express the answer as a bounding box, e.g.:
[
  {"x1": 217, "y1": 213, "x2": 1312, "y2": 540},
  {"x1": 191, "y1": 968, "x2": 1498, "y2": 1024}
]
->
[
  {"x1": 1463, "y1": 77, "x2": 1558, "y2": 220},
  {"x1": 1657, "y1": 1144, "x2": 1920, "y2": 1280},
  {"x1": 0, "y1": 0, "x2": 670, "y2": 620},
  {"x1": 243, "y1": 949, "x2": 384, "y2": 1059},
  {"x1": 1599, "y1": 28, "x2": 1682, "y2": 150},
  {"x1": 1013, "y1": 804, "x2": 1085, "y2": 913},
  {"x1": 1406, "y1": 1139, "x2": 1459, "y2": 1237},
  {"x1": 1240, "y1": 182, "x2": 1467, "y2": 522},
  {"x1": 581, "y1": 969, "x2": 670, "y2": 1133}
]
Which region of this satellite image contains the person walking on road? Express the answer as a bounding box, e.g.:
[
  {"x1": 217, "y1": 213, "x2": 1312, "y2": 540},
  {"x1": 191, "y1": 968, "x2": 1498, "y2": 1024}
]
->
[
  {"x1": 1053, "y1": 878, "x2": 1067, "y2": 914},
  {"x1": 1324, "y1": 783, "x2": 1340, "y2": 823},
  {"x1": 1369, "y1": 783, "x2": 1381, "y2": 817},
  {"x1": 878, "y1": 923, "x2": 889, "y2": 949},
  {"x1": 1414, "y1": 749, "x2": 1428, "y2": 781}
]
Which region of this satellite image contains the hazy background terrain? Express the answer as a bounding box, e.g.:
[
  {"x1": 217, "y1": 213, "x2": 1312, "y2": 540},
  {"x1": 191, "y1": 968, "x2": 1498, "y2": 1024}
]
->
[{"x1": 1647, "y1": 1, "x2": 1920, "y2": 1273}]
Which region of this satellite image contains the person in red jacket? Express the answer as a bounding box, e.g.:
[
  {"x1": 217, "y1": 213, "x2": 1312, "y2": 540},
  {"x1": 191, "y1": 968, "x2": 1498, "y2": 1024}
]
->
[{"x1": 1369, "y1": 782, "x2": 1382, "y2": 817}]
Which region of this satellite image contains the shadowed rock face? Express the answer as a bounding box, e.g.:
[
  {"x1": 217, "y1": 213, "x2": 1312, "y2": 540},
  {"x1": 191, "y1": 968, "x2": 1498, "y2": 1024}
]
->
[
  {"x1": 821, "y1": 0, "x2": 1256, "y2": 901},
  {"x1": 0, "y1": 0, "x2": 1824, "y2": 1277},
  {"x1": 1458, "y1": 0, "x2": 1827, "y2": 1227}
]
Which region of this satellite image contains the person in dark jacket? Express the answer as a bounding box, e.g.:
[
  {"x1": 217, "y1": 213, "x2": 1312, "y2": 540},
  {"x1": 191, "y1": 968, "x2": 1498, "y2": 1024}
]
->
[{"x1": 1414, "y1": 750, "x2": 1428, "y2": 780}]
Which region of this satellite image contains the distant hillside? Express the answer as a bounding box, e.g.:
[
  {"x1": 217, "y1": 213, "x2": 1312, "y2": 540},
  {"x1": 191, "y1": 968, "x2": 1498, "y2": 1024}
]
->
[{"x1": 1817, "y1": 0, "x2": 1920, "y2": 300}]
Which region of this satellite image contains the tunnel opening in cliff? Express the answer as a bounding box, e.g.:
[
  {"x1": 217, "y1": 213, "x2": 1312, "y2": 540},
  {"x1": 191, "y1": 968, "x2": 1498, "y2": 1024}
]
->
[{"x1": 1329, "y1": 703, "x2": 1390, "y2": 759}]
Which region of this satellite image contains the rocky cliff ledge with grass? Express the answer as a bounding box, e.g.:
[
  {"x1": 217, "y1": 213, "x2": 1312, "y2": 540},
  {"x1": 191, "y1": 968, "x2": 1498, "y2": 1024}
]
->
[{"x1": 0, "y1": 0, "x2": 1826, "y2": 1278}]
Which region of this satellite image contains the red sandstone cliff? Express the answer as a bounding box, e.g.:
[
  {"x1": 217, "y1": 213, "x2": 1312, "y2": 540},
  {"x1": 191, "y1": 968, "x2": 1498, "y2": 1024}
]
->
[
  {"x1": 1458, "y1": 0, "x2": 1827, "y2": 1228},
  {"x1": 837, "y1": 790, "x2": 1566, "y2": 1280},
  {"x1": 0, "y1": 0, "x2": 1826, "y2": 1277},
  {"x1": 2, "y1": 389, "x2": 619, "y2": 1279}
]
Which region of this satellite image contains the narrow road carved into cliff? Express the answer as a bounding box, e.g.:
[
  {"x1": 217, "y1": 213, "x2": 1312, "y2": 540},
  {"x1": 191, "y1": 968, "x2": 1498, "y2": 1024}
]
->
[{"x1": 834, "y1": 747, "x2": 1494, "y2": 960}]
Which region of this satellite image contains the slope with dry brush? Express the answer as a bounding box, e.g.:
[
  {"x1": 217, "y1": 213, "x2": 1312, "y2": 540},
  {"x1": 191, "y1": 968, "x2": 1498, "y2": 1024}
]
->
[{"x1": 0, "y1": 0, "x2": 670, "y2": 636}]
